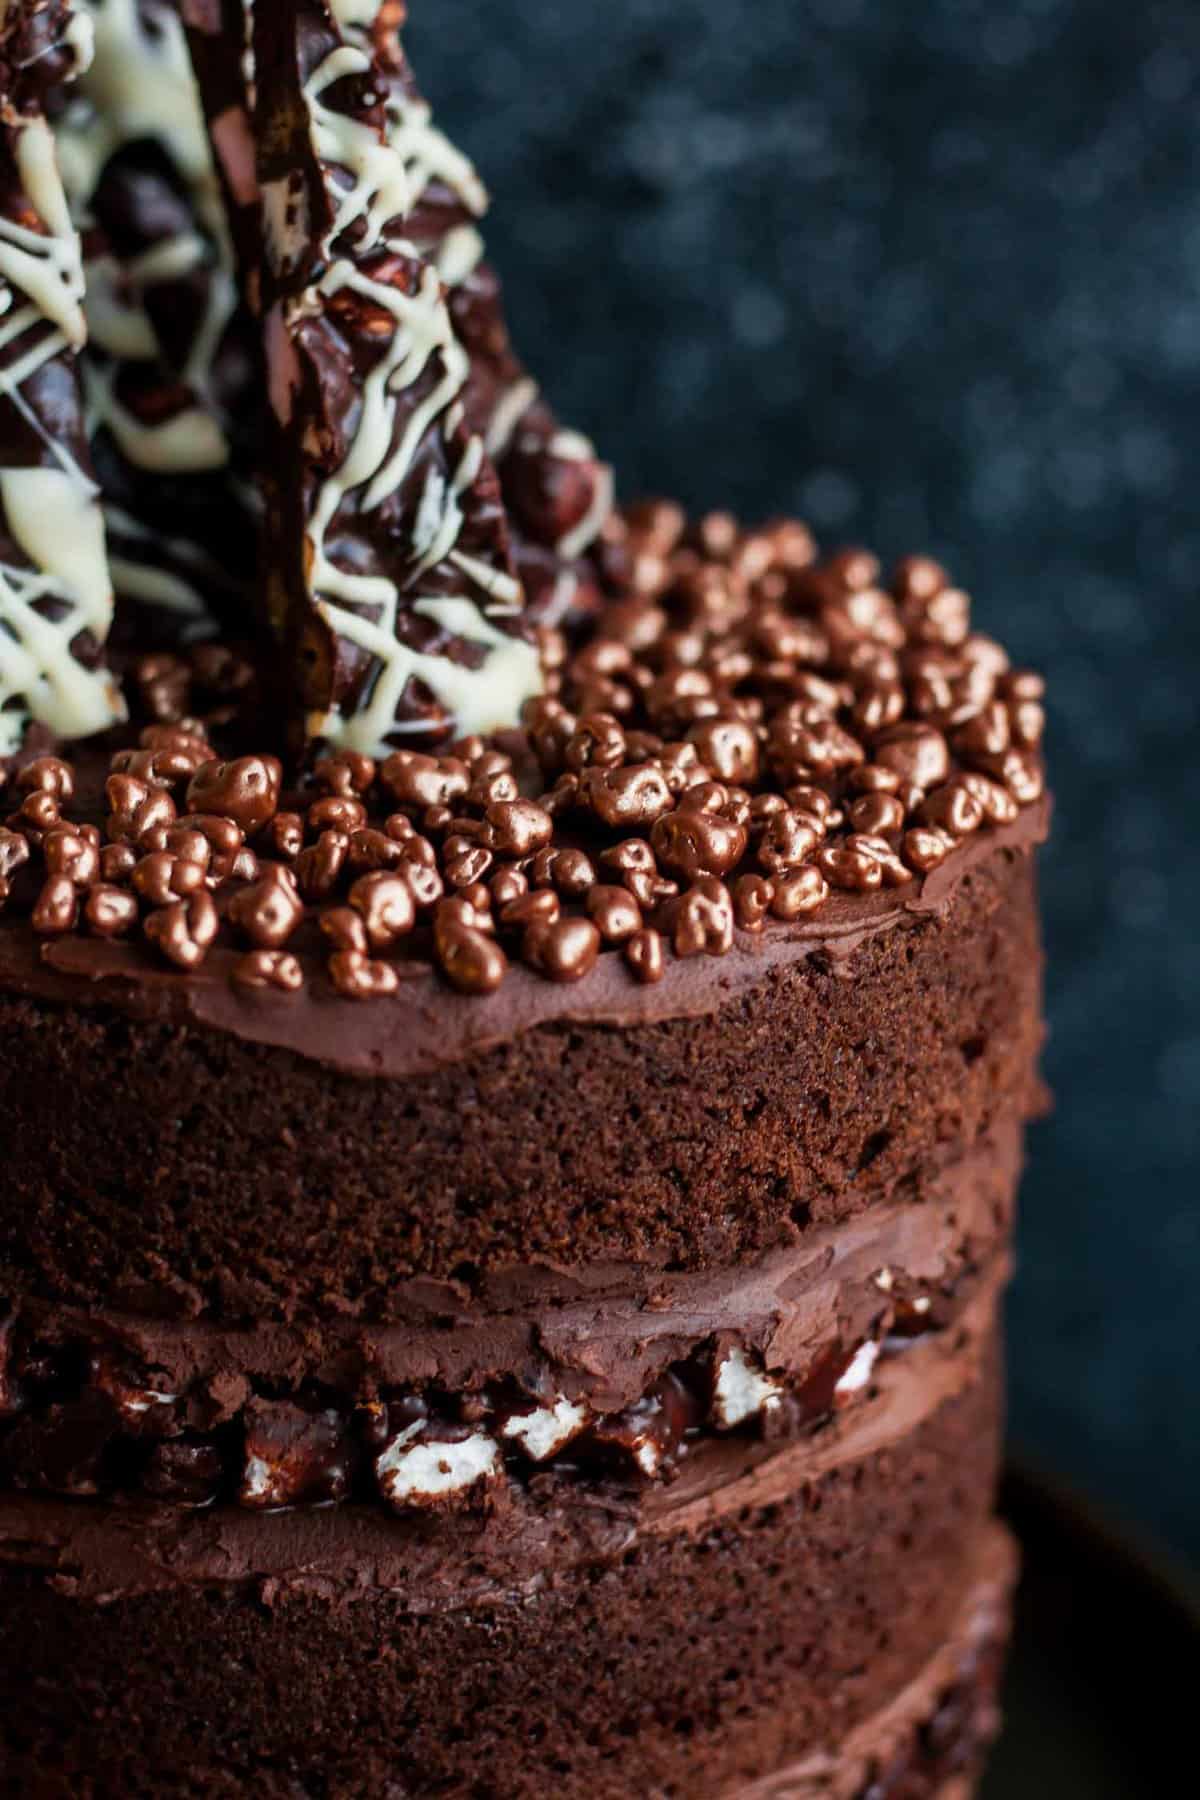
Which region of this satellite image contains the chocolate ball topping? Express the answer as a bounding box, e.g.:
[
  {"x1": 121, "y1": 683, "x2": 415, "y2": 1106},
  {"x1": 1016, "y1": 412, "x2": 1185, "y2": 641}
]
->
[{"x1": 0, "y1": 507, "x2": 1045, "y2": 1001}]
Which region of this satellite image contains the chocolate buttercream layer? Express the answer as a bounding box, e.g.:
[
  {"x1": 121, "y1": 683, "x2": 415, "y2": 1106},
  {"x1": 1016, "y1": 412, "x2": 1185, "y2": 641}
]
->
[
  {"x1": 0, "y1": 825, "x2": 1045, "y2": 1316},
  {"x1": 0, "y1": 794, "x2": 1048, "y2": 1076},
  {"x1": 1, "y1": 1112, "x2": 1019, "y2": 1393},
  {"x1": 0, "y1": 1338, "x2": 1002, "y2": 1798},
  {"x1": 0, "y1": 1271, "x2": 1002, "y2": 1598},
  {"x1": 0, "y1": 1126, "x2": 1016, "y2": 1514}
]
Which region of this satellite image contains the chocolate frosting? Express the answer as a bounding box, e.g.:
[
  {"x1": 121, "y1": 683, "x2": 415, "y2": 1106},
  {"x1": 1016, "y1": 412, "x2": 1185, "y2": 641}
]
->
[
  {"x1": 0, "y1": 796, "x2": 1049, "y2": 1078},
  {"x1": 637, "y1": 1269, "x2": 1003, "y2": 1541},
  {"x1": 5, "y1": 1117, "x2": 1019, "y2": 1417},
  {"x1": 0, "y1": 1267, "x2": 1003, "y2": 1604}
]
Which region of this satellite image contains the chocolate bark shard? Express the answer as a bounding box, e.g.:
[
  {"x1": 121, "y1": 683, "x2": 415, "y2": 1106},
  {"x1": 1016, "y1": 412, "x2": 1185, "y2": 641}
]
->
[
  {"x1": 252, "y1": 0, "x2": 542, "y2": 757},
  {"x1": 177, "y1": 0, "x2": 261, "y2": 312},
  {"x1": 0, "y1": 0, "x2": 124, "y2": 755},
  {"x1": 51, "y1": 0, "x2": 259, "y2": 645},
  {"x1": 348, "y1": 1, "x2": 614, "y2": 626}
]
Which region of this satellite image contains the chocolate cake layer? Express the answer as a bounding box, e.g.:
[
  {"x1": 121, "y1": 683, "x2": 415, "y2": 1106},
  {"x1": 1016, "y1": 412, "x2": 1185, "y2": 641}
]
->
[
  {"x1": 0, "y1": 1131, "x2": 1015, "y2": 1514},
  {"x1": 0, "y1": 460, "x2": 1048, "y2": 1798},
  {"x1": 0, "y1": 3, "x2": 1048, "y2": 1789},
  {"x1": 0, "y1": 1327, "x2": 1004, "y2": 1799},
  {"x1": 724, "y1": 1525, "x2": 1012, "y2": 1799},
  {"x1": 0, "y1": 815, "x2": 1044, "y2": 1321}
]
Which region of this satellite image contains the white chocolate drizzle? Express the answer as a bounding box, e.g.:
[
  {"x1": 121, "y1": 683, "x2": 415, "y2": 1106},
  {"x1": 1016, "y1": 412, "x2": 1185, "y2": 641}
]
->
[
  {"x1": 380, "y1": 88, "x2": 488, "y2": 236},
  {"x1": 328, "y1": 0, "x2": 383, "y2": 31},
  {"x1": 0, "y1": 119, "x2": 87, "y2": 350},
  {"x1": 56, "y1": 0, "x2": 239, "y2": 427},
  {"x1": 0, "y1": 469, "x2": 124, "y2": 752},
  {"x1": 306, "y1": 44, "x2": 410, "y2": 255},
  {"x1": 86, "y1": 360, "x2": 228, "y2": 474},
  {"x1": 103, "y1": 502, "x2": 218, "y2": 635},
  {"x1": 0, "y1": 21, "x2": 123, "y2": 752},
  {"x1": 267, "y1": 11, "x2": 542, "y2": 755},
  {"x1": 55, "y1": 1, "x2": 227, "y2": 275},
  {"x1": 484, "y1": 374, "x2": 539, "y2": 462},
  {"x1": 337, "y1": 2, "x2": 610, "y2": 559},
  {"x1": 333, "y1": 3, "x2": 489, "y2": 231},
  {"x1": 552, "y1": 432, "x2": 616, "y2": 561},
  {"x1": 51, "y1": 0, "x2": 246, "y2": 633}
]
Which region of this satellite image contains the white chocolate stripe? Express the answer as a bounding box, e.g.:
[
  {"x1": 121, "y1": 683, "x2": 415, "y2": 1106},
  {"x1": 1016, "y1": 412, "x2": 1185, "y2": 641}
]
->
[
  {"x1": 328, "y1": 0, "x2": 384, "y2": 31},
  {"x1": 0, "y1": 21, "x2": 123, "y2": 752},
  {"x1": 338, "y1": 2, "x2": 609, "y2": 560},
  {"x1": 50, "y1": 0, "x2": 248, "y2": 628},
  {"x1": 484, "y1": 375, "x2": 540, "y2": 461},
  {"x1": 332, "y1": 2, "x2": 489, "y2": 225},
  {"x1": 55, "y1": 1, "x2": 226, "y2": 248},
  {"x1": 84, "y1": 360, "x2": 229, "y2": 474},
  {"x1": 274, "y1": 13, "x2": 540, "y2": 754},
  {"x1": 0, "y1": 472, "x2": 124, "y2": 754},
  {"x1": 434, "y1": 222, "x2": 485, "y2": 288},
  {"x1": 104, "y1": 502, "x2": 219, "y2": 633},
  {"x1": 305, "y1": 45, "x2": 411, "y2": 254},
  {"x1": 382, "y1": 90, "x2": 488, "y2": 225},
  {"x1": 78, "y1": 251, "x2": 158, "y2": 360},
  {"x1": 558, "y1": 459, "x2": 615, "y2": 563},
  {"x1": 0, "y1": 121, "x2": 87, "y2": 346}
]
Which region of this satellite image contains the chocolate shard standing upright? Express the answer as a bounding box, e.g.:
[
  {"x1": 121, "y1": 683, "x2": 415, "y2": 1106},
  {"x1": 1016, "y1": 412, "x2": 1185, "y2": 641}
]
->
[
  {"x1": 177, "y1": 0, "x2": 260, "y2": 305},
  {"x1": 0, "y1": 0, "x2": 124, "y2": 756},
  {"x1": 340, "y1": 0, "x2": 614, "y2": 626},
  {"x1": 251, "y1": 0, "x2": 544, "y2": 757},
  {"x1": 49, "y1": 0, "x2": 260, "y2": 646}
]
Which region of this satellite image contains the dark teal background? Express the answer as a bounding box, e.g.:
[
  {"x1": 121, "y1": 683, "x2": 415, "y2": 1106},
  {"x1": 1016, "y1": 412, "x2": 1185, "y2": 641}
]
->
[{"x1": 410, "y1": 0, "x2": 1200, "y2": 1562}]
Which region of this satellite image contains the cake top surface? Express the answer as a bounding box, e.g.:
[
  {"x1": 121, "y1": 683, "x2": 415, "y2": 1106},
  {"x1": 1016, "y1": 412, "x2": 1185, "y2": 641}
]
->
[
  {"x1": 0, "y1": 1, "x2": 1048, "y2": 1062},
  {"x1": 0, "y1": 497, "x2": 1050, "y2": 1071}
]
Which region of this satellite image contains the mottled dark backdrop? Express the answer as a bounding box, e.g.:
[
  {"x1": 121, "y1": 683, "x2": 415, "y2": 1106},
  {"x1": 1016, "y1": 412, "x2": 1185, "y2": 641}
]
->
[{"x1": 410, "y1": 0, "x2": 1200, "y2": 1562}]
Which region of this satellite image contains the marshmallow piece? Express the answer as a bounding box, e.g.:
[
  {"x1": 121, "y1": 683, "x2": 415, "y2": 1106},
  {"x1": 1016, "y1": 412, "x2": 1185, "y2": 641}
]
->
[
  {"x1": 834, "y1": 1340, "x2": 881, "y2": 1404},
  {"x1": 114, "y1": 1384, "x2": 179, "y2": 1422},
  {"x1": 502, "y1": 1396, "x2": 590, "y2": 1464},
  {"x1": 713, "y1": 1345, "x2": 782, "y2": 1430},
  {"x1": 376, "y1": 1427, "x2": 500, "y2": 1510},
  {"x1": 633, "y1": 1436, "x2": 663, "y2": 1478},
  {"x1": 242, "y1": 1452, "x2": 278, "y2": 1506}
]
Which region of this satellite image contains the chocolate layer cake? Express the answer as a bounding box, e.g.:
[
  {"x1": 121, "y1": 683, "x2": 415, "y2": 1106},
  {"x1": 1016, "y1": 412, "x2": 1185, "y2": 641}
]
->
[{"x1": 0, "y1": 4, "x2": 1049, "y2": 1796}]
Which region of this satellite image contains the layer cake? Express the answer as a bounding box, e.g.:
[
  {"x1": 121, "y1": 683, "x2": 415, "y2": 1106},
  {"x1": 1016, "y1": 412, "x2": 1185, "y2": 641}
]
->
[{"x1": 0, "y1": 3, "x2": 1049, "y2": 1795}]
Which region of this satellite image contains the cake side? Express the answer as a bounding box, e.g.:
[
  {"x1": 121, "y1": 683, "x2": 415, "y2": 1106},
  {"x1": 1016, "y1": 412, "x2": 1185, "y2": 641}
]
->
[
  {"x1": 0, "y1": 1324, "x2": 1007, "y2": 1799},
  {"x1": 1, "y1": 501, "x2": 1049, "y2": 1317},
  {"x1": 0, "y1": 1129, "x2": 1013, "y2": 1507},
  {"x1": 0, "y1": 820, "x2": 1044, "y2": 1320},
  {"x1": 0, "y1": 0, "x2": 1050, "y2": 1790},
  {"x1": 0, "y1": 506, "x2": 1048, "y2": 1798},
  {"x1": 0, "y1": 791, "x2": 1036, "y2": 1797}
]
